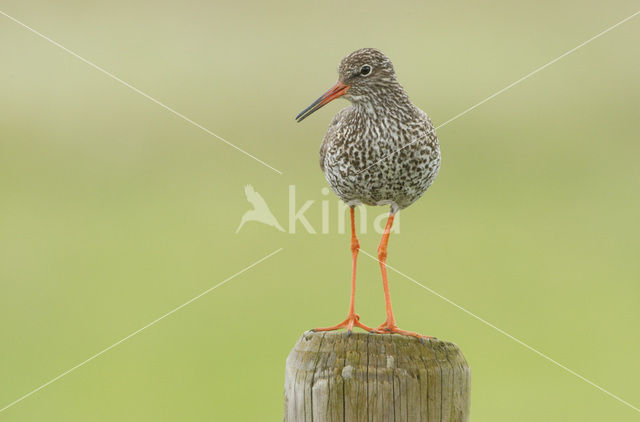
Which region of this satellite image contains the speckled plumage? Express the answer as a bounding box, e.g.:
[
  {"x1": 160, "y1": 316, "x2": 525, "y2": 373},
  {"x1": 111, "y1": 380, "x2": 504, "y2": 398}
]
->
[
  {"x1": 296, "y1": 48, "x2": 441, "y2": 338},
  {"x1": 318, "y1": 48, "x2": 440, "y2": 212}
]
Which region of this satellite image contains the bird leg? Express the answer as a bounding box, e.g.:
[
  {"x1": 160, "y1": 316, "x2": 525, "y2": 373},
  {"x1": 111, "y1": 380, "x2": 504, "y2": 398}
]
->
[
  {"x1": 314, "y1": 207, "x2": 373, "y2": 334},
  {"x1": 373, "y1": 212, "x2": 433, "y2": 340}
]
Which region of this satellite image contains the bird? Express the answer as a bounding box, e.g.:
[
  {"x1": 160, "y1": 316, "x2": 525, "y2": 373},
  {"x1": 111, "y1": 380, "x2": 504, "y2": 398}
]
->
[
  {"x1": 295, "y1": 48, "x2": 440, "y2": 339},
  {"x1": 235, "y1": 185, "x2": 285, "y2": 233}
]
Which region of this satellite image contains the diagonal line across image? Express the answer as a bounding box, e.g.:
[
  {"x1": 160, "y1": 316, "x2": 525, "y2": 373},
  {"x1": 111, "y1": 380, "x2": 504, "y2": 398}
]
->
[
  {"x1": 359, "y1": 249, "x2": 640, "y2": 414},
  {"x1": 0, "y1": 10, "x2": 283, "y2": 175},
  {"x1": 355, "y1": 9, "x2": 640, "y2": 176},
  {"x1": 0, "y1": 248, "x2": 283, "y2": 415},
  {"x1": 1, "y1": 4, "x2": 638, "y2": 419}
]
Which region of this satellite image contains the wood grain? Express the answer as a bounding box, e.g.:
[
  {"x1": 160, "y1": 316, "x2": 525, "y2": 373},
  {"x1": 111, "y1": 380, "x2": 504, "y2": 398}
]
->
[{"x1": 284, "y1": 331, "x2": 470, "y2": 421}]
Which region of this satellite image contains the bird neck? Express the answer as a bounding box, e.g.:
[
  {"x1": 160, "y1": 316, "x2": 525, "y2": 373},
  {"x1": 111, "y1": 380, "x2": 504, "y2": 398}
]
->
[{"x1": 351, "y1": 83, "x2": 417, "y2": 121}]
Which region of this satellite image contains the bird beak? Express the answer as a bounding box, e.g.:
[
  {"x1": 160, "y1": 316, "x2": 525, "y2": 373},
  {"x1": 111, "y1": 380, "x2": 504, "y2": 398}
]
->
[{"x1": 295, "y1": 81, "x2": 349, "y2": 122}]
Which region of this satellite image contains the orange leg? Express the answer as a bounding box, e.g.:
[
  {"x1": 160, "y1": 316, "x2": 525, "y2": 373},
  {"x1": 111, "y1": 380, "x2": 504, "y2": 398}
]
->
[
  {"x1": 314, "y1": 207, "x2": 373, "y2": 334},
  {"x1": 373, "y1": 212, "x2": 432, "y2": 341}
]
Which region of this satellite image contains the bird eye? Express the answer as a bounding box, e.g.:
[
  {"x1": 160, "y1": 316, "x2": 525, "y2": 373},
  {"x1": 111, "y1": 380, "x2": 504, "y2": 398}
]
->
[{"x1": 360, "y1": 65, "x2": 372, "y2": 76}]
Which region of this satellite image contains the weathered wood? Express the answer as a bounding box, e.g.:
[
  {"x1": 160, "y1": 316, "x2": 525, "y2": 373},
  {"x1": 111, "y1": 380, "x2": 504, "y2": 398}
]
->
[{"x1": 284, "y1": 332, "x2": 470, "y2": 422}]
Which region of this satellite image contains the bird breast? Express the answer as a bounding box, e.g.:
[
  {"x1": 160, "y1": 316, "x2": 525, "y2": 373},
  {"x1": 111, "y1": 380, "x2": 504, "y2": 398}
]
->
[{"x1": 320, "y1": 105, "x2": 440, "y2": 210}]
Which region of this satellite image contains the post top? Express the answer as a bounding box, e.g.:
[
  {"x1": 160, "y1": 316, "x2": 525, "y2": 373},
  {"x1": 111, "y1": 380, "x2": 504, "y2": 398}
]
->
[
  {"x1": 291, "y1": 331, "x2": 467, "y2": 366},
  {"x1": 284, "y1": 331, "x2": 471, "y2": 421},
  {"x1": 300, "y1": 330, "x2": 461, "y2": 348}
]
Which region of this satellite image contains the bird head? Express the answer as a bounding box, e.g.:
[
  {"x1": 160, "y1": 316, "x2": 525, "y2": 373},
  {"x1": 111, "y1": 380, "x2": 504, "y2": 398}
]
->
[{"x1": 296, "y1": 48, "x2": 398, "y2": 122}]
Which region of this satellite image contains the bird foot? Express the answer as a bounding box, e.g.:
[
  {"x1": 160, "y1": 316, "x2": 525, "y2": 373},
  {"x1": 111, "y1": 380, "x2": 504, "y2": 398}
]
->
[
  {"x1": 312, "y1": 313, "x2": 374, "y2": 335},
  {"x1": 372, "y1": 321, "x2": 433, "y2": 342}
]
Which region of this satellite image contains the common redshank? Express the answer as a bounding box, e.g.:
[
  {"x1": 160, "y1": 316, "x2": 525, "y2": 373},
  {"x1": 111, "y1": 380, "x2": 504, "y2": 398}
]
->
[{"x1": 296, "y1": 48, "x2": 440, "y2": 339}]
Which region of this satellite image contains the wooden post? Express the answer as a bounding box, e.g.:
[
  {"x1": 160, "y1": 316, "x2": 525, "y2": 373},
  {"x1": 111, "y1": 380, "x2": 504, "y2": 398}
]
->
[{"x1": 284, "y1": 331, "x2": 470, "y2": 422}]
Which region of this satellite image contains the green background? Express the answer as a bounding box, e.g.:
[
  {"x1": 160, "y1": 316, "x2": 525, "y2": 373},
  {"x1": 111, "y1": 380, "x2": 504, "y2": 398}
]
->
[{"x1": 1, "y1": 1, "x2": 639, "y2": 420}]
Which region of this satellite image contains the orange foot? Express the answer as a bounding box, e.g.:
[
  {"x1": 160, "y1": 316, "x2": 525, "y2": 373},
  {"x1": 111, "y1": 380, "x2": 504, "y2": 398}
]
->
[
  {"x1": 313, "y1": 313, "x2": 374, "y2": 335},
  {"x1": 372, "y1": 321, "x2": 434, "y2": 343}
]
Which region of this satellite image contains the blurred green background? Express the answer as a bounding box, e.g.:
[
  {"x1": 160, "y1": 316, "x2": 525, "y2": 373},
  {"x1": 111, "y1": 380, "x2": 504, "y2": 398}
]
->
[{"x1": 1, "y1": 1, "x2": 639, "y2": 420}]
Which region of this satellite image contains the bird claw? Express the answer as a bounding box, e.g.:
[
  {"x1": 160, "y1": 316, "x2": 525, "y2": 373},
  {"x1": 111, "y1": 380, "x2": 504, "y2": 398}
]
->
[
  {"x1": 371, "y1": 322, "x2": 433, "y2": 341},
  {"x1": 312, "y1": 313, "x2": 374, "y2": 334}
]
